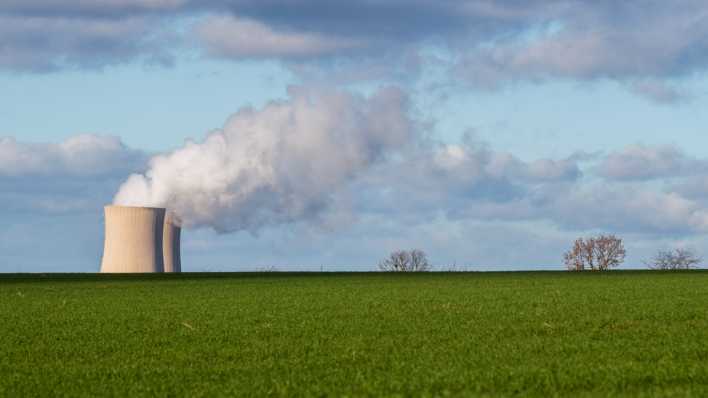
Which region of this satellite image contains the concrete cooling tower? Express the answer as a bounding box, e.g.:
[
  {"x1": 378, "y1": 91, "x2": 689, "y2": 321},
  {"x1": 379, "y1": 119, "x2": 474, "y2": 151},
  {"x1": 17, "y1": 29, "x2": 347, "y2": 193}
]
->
[
  {"x1": 163, "y1": 213, "x2": 181, "y2": 273},
  {"x1": 100, "y1": 205, "x2": 182, "y2": 273}
]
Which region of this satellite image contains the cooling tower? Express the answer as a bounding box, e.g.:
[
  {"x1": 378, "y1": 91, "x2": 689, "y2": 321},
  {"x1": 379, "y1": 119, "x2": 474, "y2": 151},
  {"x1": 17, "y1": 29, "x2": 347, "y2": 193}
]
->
[
  {"x1": 100, "y1": 206, "x2": 166, "y2": 273},
  {"x1": 163, "y1": 213, "x2": 181, "y2": 273}
]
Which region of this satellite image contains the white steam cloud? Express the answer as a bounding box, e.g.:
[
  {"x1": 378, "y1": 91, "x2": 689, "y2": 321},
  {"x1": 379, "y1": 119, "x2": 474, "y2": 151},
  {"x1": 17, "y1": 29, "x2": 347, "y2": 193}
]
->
[{"x1": 114, "y1": 86, "x2": 412, "y2": 232}]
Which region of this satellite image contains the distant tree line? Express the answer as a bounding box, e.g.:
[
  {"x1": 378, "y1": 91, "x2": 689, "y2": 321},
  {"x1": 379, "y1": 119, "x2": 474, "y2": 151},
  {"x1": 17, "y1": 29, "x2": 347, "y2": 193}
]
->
[
  {"x1": 562, "y1": 234, "x2": 701, "y2": 271},
  {"x1": 378, "y1": 235, "x2": 702, "y2": 272}
]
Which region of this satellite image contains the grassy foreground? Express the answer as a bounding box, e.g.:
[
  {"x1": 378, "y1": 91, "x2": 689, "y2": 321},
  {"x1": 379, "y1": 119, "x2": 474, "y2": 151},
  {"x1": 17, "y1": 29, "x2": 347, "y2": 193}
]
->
[{"x1": 1, "y1": 271, "x2": 707, "y2": 397}]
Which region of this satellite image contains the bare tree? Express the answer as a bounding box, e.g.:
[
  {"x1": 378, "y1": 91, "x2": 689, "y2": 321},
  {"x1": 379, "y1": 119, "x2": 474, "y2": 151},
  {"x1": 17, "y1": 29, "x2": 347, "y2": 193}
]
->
[
  {"x1": 379, "y1": 249, "x2": 431, "y2": 272},
  {"x1": 644, "y1": 248, "x2": 701, "y2": 270},
  {"x1": 409, "y1": 249, "x2": 430, "y2": 271},
  {"x1": 564, "y1": 234, "x2": 625, "y2": 271},
  {"x1": 379, "y1": 250, "x2": 409, "y2": 272}
]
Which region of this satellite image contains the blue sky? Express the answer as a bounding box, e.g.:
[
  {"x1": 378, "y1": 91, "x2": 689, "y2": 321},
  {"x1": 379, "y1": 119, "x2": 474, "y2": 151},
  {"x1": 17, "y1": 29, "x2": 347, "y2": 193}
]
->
[{"x1": 3, "y1": 1, "x2": 708, "y2": 272}]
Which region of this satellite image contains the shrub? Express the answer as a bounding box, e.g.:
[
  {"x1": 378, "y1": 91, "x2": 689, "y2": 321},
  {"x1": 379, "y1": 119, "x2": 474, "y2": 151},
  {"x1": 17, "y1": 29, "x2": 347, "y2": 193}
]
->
[{"x1": 644, "y1": 248, "x2": 701, "y2": 270}]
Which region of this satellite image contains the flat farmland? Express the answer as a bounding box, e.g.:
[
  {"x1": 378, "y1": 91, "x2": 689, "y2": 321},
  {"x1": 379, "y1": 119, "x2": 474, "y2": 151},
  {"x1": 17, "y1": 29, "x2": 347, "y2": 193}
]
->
[{"x1": 1, "y1": 271, "x2": 707, "y2": 397}]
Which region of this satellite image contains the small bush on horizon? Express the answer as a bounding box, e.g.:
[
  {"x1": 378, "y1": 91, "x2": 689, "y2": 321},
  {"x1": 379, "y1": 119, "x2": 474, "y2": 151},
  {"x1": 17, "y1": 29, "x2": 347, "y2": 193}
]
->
[
  {"x1": 644, "y1": 248, "x2": 702, "y2": 270},
  {"x1": 379, "y1": 249, "x2": 431, "y2": 272},
  {"x1": 438, "y1": 262, "x2": 470, "y2": 272}
]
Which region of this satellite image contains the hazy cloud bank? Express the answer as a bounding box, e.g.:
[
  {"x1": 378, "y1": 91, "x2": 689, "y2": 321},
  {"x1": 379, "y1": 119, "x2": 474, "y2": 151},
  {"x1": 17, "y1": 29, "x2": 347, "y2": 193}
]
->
[
  {"x1": 4, "y1": 1, "x2": 708, "y2": 101},
  {"x1": 3, "y1": 126, "x2": 708, "y2": 241},
  {"x1": 3, "y1": 113, "x2": 707, "y2": 239}
]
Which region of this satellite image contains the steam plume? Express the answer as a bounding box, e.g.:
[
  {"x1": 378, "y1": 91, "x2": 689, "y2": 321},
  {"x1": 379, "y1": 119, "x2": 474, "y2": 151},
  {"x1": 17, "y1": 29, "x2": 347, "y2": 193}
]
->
[{"x1": 114, "y1": 86, "x2": 412, "y2": 232}]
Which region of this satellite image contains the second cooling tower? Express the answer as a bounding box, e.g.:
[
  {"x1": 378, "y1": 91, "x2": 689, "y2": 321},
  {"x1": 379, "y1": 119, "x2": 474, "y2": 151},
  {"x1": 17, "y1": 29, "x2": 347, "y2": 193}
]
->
[
  {"x1": 163, "y1": 213, "x2": 181, "y2": 273},
  {"x1": 100, "y1": 205, "x2": 181, "y2": 273}
]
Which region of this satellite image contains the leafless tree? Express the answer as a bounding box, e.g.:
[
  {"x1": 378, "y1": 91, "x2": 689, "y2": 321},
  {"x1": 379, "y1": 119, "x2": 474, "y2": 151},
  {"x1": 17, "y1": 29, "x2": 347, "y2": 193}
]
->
[
  {"x1": 564, "y1": 234, "x2": 626, "y2": 271},
  {"x1": 379, "y1": 250, "x2": 409, "y2": 272},
  {"x1": 644, "y1": 248, "x2": 701, "y2": 270},
  {"x1": 379, "y1": 249, "x2": 431, "y2": 272},
  {"x1": 409, "y1": 249, "x2": 430, "y2": 271}
]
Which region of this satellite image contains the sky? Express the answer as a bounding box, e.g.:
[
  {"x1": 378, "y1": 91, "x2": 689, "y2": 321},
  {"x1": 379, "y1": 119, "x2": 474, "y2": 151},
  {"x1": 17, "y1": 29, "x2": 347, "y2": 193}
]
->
[{"x1": 3, "y1": 0, "x2": 708, "y2": 272}]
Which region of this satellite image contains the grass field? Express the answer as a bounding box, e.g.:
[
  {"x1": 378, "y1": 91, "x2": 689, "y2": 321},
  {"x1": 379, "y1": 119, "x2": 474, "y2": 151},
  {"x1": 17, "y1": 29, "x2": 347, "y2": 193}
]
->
[{"x1": 1, "y1": 271, "x2": 707, "y2": 397}]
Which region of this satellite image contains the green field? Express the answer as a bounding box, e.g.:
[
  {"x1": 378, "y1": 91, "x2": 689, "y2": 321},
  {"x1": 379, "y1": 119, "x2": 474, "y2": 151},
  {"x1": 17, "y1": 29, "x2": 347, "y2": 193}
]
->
[{"x1": 1, "y1": 271, "x2": 707, "y2": 397}]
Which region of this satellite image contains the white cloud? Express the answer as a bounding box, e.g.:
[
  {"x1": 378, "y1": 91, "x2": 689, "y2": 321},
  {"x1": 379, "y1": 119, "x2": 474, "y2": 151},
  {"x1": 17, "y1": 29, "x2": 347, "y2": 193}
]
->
[
  {"x1": 195, "y1": 16, "x2": 362, "y2": 60},
  {"x1": 342, "y1": 139, "x2": 708, "y2": 238},
  {"x1": 547, "y1": 185, "x2": 708, "y2": 234},
  {"x1": 0, "y1": 134, "x2": 147, "y2": 177},
  {"x1": 429, "y1": 142, "x2": 580, "y2": 184},
  {"x1": 0, "y1": 134, "x2": 148, "y2": 221}
]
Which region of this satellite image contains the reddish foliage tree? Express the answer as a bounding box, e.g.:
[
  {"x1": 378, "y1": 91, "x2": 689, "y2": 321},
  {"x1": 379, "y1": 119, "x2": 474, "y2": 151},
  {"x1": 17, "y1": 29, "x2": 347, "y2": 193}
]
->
[{"x1": 564, "y1": 234, "x2": 625, "y2": 271}]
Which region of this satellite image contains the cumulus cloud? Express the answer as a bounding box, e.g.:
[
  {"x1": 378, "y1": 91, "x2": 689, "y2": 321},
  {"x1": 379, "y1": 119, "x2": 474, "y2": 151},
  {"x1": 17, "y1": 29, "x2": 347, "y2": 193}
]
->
[
  {"x1": 340, "y1": 138, "x2": 708, "y2": 238},
  {"x1": 428, "y1": 141, "x2": 580, "y2": 185},
  {"x1": 114, "y1": 86, "x2": 413, "y2": 232},
  {"x1": 547, "y1": 185, "x2": 708, "y2": 235},
  {"x1": 405, "y1": 179, "x2": 708, "y2": 237},
  {"x1": 0, "y1": 134, "x2": 148, "y2": 216},
  {"x1": 0, "y1": 134, "x2": 147, "y2": 177},
  {"x1": 345, "y1": 138, "x2": 582, "y2": 231},
  {"x1": 597, "y1": 144, "x2": 708, "y2": 181}
]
